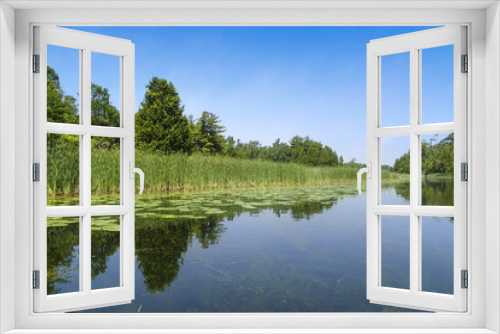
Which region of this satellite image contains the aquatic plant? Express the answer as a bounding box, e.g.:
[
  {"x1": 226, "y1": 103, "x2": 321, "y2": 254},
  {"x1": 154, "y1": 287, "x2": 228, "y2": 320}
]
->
[{"x1": 47, "y1": 144, "x2": 406, "y2": 196}]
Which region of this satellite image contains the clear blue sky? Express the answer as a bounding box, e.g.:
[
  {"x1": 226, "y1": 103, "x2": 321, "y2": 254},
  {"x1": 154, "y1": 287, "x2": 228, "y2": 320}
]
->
[{"x1": 50, "y1": 26, "x2": 454, "y2": 165}]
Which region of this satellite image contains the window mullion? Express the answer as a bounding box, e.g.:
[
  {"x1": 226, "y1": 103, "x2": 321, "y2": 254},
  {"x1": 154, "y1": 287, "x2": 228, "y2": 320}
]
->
[
  {"x1": 409, "y1": 47, "x2": 420, "y2": 294},
  {"x1": 81, "y1": 47, "x2": 92, "y2": 294}
]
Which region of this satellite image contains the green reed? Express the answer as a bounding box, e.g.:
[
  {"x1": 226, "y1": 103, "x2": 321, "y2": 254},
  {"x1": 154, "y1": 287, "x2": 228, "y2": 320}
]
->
[{"x1": 47, "y1": 143, "x2": 406, "y2": 195}]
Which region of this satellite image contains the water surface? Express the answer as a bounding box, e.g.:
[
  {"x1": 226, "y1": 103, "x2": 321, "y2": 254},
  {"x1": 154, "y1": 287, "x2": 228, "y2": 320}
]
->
[{"x1": 46, "y1": 180, "x2": 454, "y2": 312}]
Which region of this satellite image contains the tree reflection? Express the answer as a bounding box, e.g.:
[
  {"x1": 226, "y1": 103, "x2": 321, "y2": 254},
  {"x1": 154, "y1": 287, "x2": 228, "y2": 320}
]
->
[
  {"x1": 390, "y1": 179, "x2": 454, "y2": 206},
  {"x1": 47, "y1": 194, "x2": 349, "y2": 294},
  {"x1": 47, "y1": 222, "x2": 79, "y2": 295},
  {"x1": 91, "y1": 229, "x2": 120, "y2": 279}
]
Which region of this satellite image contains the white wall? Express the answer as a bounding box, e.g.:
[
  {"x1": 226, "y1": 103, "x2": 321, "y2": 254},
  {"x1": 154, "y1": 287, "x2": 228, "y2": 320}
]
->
[
  {"x1": 0, "y1": 2, "x2": 16, "y2": 333},
  {"x1": 3, "y1": 4, "x2": 495, "y2": 332},
  {"x1": 486, "y1": 2, "x2": 500, "y2": 333}
]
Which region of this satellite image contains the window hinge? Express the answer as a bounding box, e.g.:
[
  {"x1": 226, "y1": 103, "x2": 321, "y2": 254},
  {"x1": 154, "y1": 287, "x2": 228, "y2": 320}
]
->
[
  {"x1": 461, "y1": 162, "x2": 468, "y2": 182},
  {"x1": 33, "y1": 163, "x2": 40, "y2": 182},
  {"x1": 461, "y1": 54, "x2": 468, "y2": 73},
  {"x1": 33, "y1": 270, "x2": 40, "y2": 289},
  {"x1": 461, "y1": 270, "x2": 468, "y2": 289},
  {"x1": 33, "y1": 54, "x2": 40, "y2": 73}
]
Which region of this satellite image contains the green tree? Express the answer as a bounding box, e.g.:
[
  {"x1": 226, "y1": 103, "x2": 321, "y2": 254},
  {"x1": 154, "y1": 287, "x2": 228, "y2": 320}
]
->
[
  {"x1": 135, "y1": 77, "x2": 193, "y2": 153},
  {"x1": 290, "y1": 136, "x2": 305, "y2": 163},
  {"x1": 46, "y1": 66, "x2": 79, "y2": 172},
  {"x1": 226, "y1": 136, "x2": 236, "y2": 157},
  {"x1": 392, "y1": 134, "x2": 454, "y2": 176},
  {"x1": 269, "y1": 138, "x2": 291, "y2": 163},
  {"x1": 194, "y1": 111, "x2": 226, "y2": 154},
  {"x1": 91, "y1": 83, "x2": 120, "y2": 127},
  {"x1": 318, "y1": 145, "x2": 335, "y2": 166},
  {"x1": 47, "y1": 66, "x2": 78, "y2": 124},
  {"x1": 392, "y1": 150, "x2": 410, "y2": 174},
  {"x1": 332, "y1": 150, "x2": 339, "y2": 166}
]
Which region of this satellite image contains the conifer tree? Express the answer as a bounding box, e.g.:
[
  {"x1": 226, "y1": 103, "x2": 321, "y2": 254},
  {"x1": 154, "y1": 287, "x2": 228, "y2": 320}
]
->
[
  {"x1": 194, "y1": 111, "x2": 226, "y2": 154},
  {"x1": 135, "y1": 77, "x2": 193, "y2": 153}
]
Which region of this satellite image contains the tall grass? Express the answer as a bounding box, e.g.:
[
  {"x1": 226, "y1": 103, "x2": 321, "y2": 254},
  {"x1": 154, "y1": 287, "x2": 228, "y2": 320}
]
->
[
  {"x1": 47, "y1": 146, "x2": 407, "y2": 195},
  {"x1": 47, "y1": 135, "x2": 80, "y2": 196}
]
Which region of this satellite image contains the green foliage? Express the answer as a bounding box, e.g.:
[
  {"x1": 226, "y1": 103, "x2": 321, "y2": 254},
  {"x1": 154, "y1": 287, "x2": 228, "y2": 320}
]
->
[
  {"x1": 46, "y1": 69, "x2": 376, "y2": 197},
  {"x1": 91, "y1": 83, "x2": 120, "y2": 127},
  {"x1": 47, "y1": 136, "x2": 407, "y2": 196},
  {"x1": 47, "y1": 134, "x2": 79, "y2": 196},
  {"x1": 47, "y1": 66, "x2": 78, "y2": 124},
  {"x1": 135, "y1": 77, "x2": 193, "y2": 153},
  {"x1": 192, "y1": 111, "x2": 226, "y2": 154},
  {"x1": 422, "y1": 134, "x2": 454, "y2": 176},
  {"x1": 46, "y1": 218, "x2": 79, "y2": 295},
  {"x1": 226, "y1": 135, "x2": 352, "y2": 168},
  {"x1": 91, "y1": 137, "x2": 120, "y2": 197},
  {"x1": 392, "y1": 134, "x2": 454, "y2": 176}
]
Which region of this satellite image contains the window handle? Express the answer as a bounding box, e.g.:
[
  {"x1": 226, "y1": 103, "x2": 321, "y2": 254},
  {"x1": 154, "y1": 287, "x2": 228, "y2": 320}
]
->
[
  {"x1": 357, "y1": 162, "x2": 371, "y2": 194},
  {"x1": 129, "y1": 162, "x2": 145, "y2": 195}
]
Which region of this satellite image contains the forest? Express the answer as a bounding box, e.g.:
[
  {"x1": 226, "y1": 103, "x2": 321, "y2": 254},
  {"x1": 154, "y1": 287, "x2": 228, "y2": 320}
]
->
[{"x1": 46, "y1": 66, "x2": 406, "y2": 195}]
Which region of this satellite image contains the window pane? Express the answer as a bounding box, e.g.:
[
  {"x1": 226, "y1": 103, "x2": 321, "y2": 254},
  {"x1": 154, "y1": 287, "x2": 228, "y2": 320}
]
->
[
  {"x1": 91, "y1": 216, "x2": 121, "y2": 290},
  {"x1": 421, "y1": 216, "x2": 454, "y2": 295},
  {"x1": 381, "y1": 52, "x2": 410, "y2": 127},
  {"x1": 381, "y1": 215, "x2": 410, "y2": 290},
  {"x1": 91, "y1": 52, "x2": 121, "y2": 127},
  {"x1": 421, "y1": 45, "x2": 454, "y2": 124},
  {"x1": 47, "y1": 45, "x2": 80, "y2": 124},
  {"x1": 47, "y1": 134, "x2": 80, "y2": 206},
  {"x1": 421, "y1": 133, "x2": 454, "y2": 206},
  {"x1": 47, "y1": 216, "x2": 80, "y2": 295},
  {"x1": 381, "y1": 136, "x2": 410, "y2": 205},
  {"x1": 91, "y1": 137, "x2": 120, "y2": 205}
]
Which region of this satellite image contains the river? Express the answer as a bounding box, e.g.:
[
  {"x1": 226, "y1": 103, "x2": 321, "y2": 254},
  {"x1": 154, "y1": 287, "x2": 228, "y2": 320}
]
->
[{"x1": 46, "y1": 179, "x2": 454, "y2": 312}]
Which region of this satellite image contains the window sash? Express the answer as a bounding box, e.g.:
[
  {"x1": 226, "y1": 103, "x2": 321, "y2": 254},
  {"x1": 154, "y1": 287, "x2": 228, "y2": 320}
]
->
[
  {"x1": 33, "y1": 25, "x2": 136, "y2": 313},
  {"x1": 366, "y1": 26, "x2": 468, "y2": 312}
]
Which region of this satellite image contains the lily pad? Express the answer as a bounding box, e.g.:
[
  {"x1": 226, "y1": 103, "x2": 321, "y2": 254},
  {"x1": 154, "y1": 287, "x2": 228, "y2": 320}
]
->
[{"x1": 204, "y1": 208, "x2": 226, "y2": 215}]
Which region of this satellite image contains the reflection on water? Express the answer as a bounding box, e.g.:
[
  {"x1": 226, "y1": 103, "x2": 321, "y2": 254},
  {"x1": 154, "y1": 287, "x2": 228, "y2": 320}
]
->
[
  {"x1": 386, "y1": 179, "x2": 453, "y2": 206},
  {"x1": 46, "y1": 180, "x2": 454, "y2": 312}
]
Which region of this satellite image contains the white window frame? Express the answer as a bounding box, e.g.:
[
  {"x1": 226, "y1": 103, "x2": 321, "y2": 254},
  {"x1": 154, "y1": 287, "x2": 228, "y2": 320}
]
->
[
  {"x1": 1, "y1": 1, "x2": 499, "y2": 333},
  {"x1": 33, "y1": 25, "x2": 136, "y2": 313},
  {"x1": 366, "y1": 26, "x2": 468, "y2": 312}
]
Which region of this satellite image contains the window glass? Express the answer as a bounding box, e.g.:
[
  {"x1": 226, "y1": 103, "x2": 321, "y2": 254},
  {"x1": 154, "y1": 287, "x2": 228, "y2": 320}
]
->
[
  {"x1": 381, "y1": 215, "x2": 410, "y2": 290},
  {"x1": 47, "y1": 45, "x2": 80, "y2": 124},
  {"x1": 421, "y1": 216, "x2": 454, "y2": 294},
  {"x1": 381, "y1": 136, "x2": 410, "y2": 205},
  {"x1": 421, "y1": 133, "x2": 454, "y2": 206},
  {"x1": 91, "y1": 52, "x2": 121, "y2": 127},
  {"x1": 91, "y1": 216, "x2": 121, "y2": 290},
  {"x1": 47, "y1": 217, "x2": 80, "y2": 295},
  {"x1": 381, "y1": 52, "x2": 410, "y2": 127},
  {"x1": 91, "y1": 137, "x2": 120, "y2": 206},
  {"x1": 421, "y1": 45, "x2": 454, "y2": 124},
  {"x1": 47, "y1": 134, "x2": 80, "y2": 206}
]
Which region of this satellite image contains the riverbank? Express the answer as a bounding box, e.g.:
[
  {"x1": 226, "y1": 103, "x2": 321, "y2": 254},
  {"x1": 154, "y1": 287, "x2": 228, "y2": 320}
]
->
[{"x1": 47, "y1": 146, "x2": 408, "y2": 195}]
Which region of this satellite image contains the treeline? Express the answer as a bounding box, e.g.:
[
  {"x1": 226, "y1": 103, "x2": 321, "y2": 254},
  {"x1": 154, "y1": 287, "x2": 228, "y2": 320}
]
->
[
  {"x1": 46, "y1": 67, "x2": 381, "y2": 195},
  {"x1": 134, "y1": 76, "x2": 357, "y2": 167},
  {"x1": 225, "y1": 136, "x2": 345, "y2": 167},
  {"x1": 392, "y1": 134, "x2": 454, "y2": 176},
  {"x1": 48, "y1": 67, "x2": 356, "y2": 167}
]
